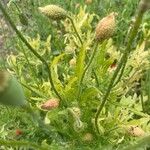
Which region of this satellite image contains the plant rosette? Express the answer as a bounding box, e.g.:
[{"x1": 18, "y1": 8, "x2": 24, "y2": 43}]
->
[{"x1": 0, "y1": 71, "x2": 26, "y2": 106}]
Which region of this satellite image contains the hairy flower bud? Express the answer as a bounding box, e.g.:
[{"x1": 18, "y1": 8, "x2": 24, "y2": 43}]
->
[
  {"x1": 69, "y1": 58, "x2": 76, "y2": 67},
  {"x1": 95, "y1": 12, "x2": 117, "y2": 42},
  {"x1": 126, "y1": 125, "x2": 145, "y2": 137},
  {"x1": 82, "y1": 133, "x2": 93, "y2": 142},
  {"x1": 38, "y1": 5, "x2": 67, "y2": 20},
  {"x1": 15, "y1": 129, "x2": 23, "y2": 136},
  {"x1": 85, "y1": 0, "x2": 93, "y2": 5},
  {"x1": 40, "y1": 98, "x2": 59, "y2": 110}
]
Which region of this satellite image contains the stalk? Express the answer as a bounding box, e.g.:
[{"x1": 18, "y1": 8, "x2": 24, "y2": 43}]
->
[
  {"x1": 0, "y1": 2, "x2": 63, "y2": 102},
  {"x1": 94, "y1": 0, "x2": 148, "y2": 134},
  {"x1": 12, "y1": 1, "x2": 22, "y2": 13},
  {"x1": 67, "y1": 15, "x2": 99, "y2": 100},
  {"x1": 77, "y1": 42, "x2": 99, "y2": 101},
  {"x1": 67, "y1": 16, "x2": 83, "y2": 45},
  {"x1": 113, "y1": 0, "x2": 150, "y2": 86},
  {"x1": 80, "y1": 42, "x2": 99, "y2": 84}
]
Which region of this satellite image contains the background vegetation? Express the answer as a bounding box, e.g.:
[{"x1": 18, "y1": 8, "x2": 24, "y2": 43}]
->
[{"x1": 0, "y1": 0, "x2": 150, "y2": 149}]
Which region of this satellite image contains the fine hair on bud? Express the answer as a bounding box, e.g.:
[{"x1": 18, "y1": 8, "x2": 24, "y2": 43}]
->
[
  {"x1": 95, "y1": 12, "x2": 117, "y2": 42},
  {"x1": 38, "y1": 5, "x2": 67, "y2": 20}
]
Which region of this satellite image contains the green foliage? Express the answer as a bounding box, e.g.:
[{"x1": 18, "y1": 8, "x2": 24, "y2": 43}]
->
[{"x1": 0, "y1": 0, "x2": 150, "y2": 149}]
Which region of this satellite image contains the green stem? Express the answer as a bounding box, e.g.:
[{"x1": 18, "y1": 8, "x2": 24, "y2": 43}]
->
[
  {"x1": 12, "y1": 1, "x2": 22, "y2": 13},
  {"x1": 21, "y1": 82, "x2": 48, "y2": 98},
  {"x1": 140, "y1": 89, "x2": 145, "y2": 112},
  {"x1": 0, "y1": 2, "x2": 63, "y2": 102},
  {"x1": 77, "y1": 42, "x2": 99, "y2": 100},
  {"x1": 113, "y1": 0, "x2": 150, "y2": 85},
  {"x1": 93, "y1": 69, "x2": 100, "y2": 87},
  {"x1": 94, "y1": 0, "x2": 147, "y2": 134},
  {"x1": 67, "y1": 16, "x2": 100, "y2": 100},
  {"x1": 80, "y1": 42, "x2": 99, "y2": 84},
  {"x1": 20, "y1": 43, "x2": 39, "y2": 83},
  {"x1": 146, "y1": 68, "x2": 150, "y2": 102},
  {"x1": 95, "y1": 56, "x2": 125, "y2": 134},
  {"x1": 113, "y1": 60, "x2": 126, "y2": 86},
  {"x1": 0, "y1": 140, "x2": 47, "y2": 150},
  {"x1": 67, "y1": 16, "x2": 83, "y2": 45}
]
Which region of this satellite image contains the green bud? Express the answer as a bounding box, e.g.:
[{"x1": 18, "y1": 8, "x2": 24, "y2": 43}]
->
[{"x1": 38, "y1": 5, "x2": 67, "y2": 20}]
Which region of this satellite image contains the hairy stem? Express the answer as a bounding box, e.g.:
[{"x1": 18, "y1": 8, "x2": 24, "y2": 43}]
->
[
  {"x1": 12, "y1": 1, "x2": 22, "y2": 13},
  {"x1": 80, "y1": 42, "x2": 99, "y2": 84},
  {"x1": 67, "y1": 16, "x2": 83, "y2": 45},
  {"x1": 113, "y1": 0, "x2": 150, "y2": 86},
  {"x1": 77, "y1": 42, "x2": 99, "y2": 101},
  {"x1": 0, "y1": 2, "x2": 63, "y2": 102},
  {"x1": 67, "y1": 15, "x2": 99, "y2": 100},
  {"x1": 95, "y1": 0, "x2": 147, "y2": 134}
]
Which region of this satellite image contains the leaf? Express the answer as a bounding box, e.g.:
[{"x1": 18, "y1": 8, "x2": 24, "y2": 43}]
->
[
  {"x1": 80, "y1": 86, "x2": 100, "y2": 103},
  {"x1": 75, "y1": 44, "x2": 87, "y2": 82},
  {"x1": 51, "y1": 53, "x2": 65, "y2": 95},
  {"x1": 64, "y1": 77, "x2": 78, "y2": 92}
]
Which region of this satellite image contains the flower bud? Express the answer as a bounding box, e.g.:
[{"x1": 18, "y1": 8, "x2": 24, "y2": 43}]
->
[
  {"x1": 38, "y1": 5, "x2": 67, "y2": 20},
  {"x1": 69, "y1": 58, "x2": 76, "y2": 67},
  {"x1": 82, "y1": 133, "x2": 93, "y2": 142},
  {"x1": 40, "y1": 98, "x2": 59, "y2": 110},
  {"x1": 0, "y1": 71, "x2": 26, "y2": 106},
  {"x1": 75, "y1": 3, "x2": 80, "y2": 9},
  {"x1": 15, "y1": 129, "x2": 23, "y2": 136},
  {"x1": 95, "y1": 12, "x2": 117, "y2": 42},
  {"x1": 85, "y1": 0, "x2": 93, "y2": 5},
  {"x1": 125, "y1": 125, "x2": 145, "y2": 137}
]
